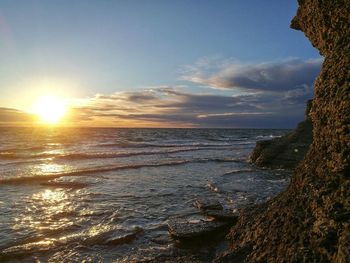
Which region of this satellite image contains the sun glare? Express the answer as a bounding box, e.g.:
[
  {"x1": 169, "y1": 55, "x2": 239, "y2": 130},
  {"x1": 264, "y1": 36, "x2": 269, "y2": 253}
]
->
[{"x1": 33, "y1": 96, "x2": 67, "y2": 124}]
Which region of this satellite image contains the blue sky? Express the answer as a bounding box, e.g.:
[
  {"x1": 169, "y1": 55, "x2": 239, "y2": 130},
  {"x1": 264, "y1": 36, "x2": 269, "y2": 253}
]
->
[{"x1": 0, "y1": 0, "x2": 321, "y2": 127}]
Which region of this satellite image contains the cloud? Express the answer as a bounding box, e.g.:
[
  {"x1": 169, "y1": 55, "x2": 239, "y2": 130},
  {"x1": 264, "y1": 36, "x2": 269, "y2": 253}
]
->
[
  {"x1": 96, "y1": 90, "x2": 158, "y2": 103},
  {"x1": 197, "y1": 112, "x2": 273, "y2": 118},
  {"x1": 1, "y1": 85, "x2": 310, "y2": 128},
  {"x1": 0, "y1": 107, "x2": 37, "y2": 123},
  {"x1": 182, "y1": 58, "x2": 322, "y2": 93},
  {"x1": 70, "y1": 86, "x2": 308, "y2": 128},
  {"x1": 281, "y1": 84, "x2": 313, "y2": 104},
  {"x1": 1, "y1": 57, "x2": 321, "y2": 128}
]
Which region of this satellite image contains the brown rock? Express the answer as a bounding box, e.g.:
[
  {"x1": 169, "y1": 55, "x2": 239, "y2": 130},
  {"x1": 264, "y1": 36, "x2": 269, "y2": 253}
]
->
[
  {"x1": 193, "y1": 199, "x2": 223, "y2": 211},
  {"x1": 204, "y1": 210, "x2": 239, "y2": 222},
  {"x1": 168, "y1": 218, "x2": 229, "y2": 240},
  {"x1": 221, "y1": 0, "x2": 350, "y2": 262},
  {"x1": 105, "y1": 228, "x2": 143, "y2": 245},
  {"x1": 250, "y1": 100, "x2": 313, "y2": 169}
]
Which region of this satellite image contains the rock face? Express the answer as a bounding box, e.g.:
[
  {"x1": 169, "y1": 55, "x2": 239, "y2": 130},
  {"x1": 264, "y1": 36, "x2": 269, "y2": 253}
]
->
[
  {"x1": 223, "y1": 1, "x2": 350, "y2": 262},
  {"x1": 250, "y1": 100, "x2": 313, "y2": 169}
]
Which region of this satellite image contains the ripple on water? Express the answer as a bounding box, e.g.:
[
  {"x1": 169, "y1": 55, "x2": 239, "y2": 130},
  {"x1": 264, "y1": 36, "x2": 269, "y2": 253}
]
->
[{"x1": 0, "y1": 128, "x2": 291, "y2": 262}]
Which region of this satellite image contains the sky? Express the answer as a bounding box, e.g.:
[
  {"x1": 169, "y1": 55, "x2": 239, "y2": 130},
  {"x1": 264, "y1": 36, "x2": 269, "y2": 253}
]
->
[{"x1": 0, "y1": 0, "x2": 322, "y2": 128}]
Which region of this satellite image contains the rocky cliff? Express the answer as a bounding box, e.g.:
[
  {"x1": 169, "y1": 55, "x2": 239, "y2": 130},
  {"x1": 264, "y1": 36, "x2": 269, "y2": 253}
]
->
[
  {"x1": 221, "y1": 0, "x2": 350, "y2": 262},
  {"x1": 250, "y1": 100, "x2": 313, "y2": 169}
]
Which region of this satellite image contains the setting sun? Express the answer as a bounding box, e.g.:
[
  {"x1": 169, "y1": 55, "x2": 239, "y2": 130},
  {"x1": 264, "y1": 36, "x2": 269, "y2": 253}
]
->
[{"x1": 33, "y1": 96, "x2": 67, "y2": 124}]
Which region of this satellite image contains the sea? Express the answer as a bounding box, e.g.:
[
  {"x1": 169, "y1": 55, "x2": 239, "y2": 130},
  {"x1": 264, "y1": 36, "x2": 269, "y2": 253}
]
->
[{"x1": 0, "y1": 127, "x2": 292, "y2": 262}]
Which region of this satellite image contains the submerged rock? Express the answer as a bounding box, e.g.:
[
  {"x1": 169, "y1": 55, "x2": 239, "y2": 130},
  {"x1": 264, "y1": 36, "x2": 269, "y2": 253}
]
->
[
  {"x1": 204, "y1": 210, "x2": 239, "y2": 222},
  {"x1": 193, "y1": 199, "x2": 238, "y2": 222},
  {"x1": 193, "y1": 199, "x2": 223, "y2": 211},
  {"x1": 168, "y1": 218, "x2": 229, "y2": 240},
  {"x1": 105, "y1": 229, "x2": 142, "y2": 246},
  {"x1": 250, "y1": 100, "x2": 313, "y2": 169}
]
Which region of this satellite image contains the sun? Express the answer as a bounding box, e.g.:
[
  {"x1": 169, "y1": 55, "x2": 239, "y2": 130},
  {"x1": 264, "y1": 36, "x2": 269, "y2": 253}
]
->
[{"x1": 33, "y1": 96, "x2": 67, "y2": 124}]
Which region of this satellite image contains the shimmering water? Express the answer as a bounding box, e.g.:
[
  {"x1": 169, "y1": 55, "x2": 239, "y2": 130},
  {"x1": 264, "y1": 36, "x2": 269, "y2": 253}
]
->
[{"x1": 0, "y1": 127, "x2": 291, "y2": 262}]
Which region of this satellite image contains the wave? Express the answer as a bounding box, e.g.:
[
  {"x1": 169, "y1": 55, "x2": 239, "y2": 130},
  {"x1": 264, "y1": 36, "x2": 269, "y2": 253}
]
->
[
  {"x1": 54, "y1": 147, "x2": 231, "y2": 161},
  {"x1": 0, "y1": 152, "x2": 56, "y2": 160},
  {"x1": 0, "y1": 152, "x2": 23, "y2": 159},
  {"x1": 0, "y1": 160, "x2": 191, "y2": 184},
  {"x1": 222, "y1": 169, "x2": 256, "y2": 175},
  {"x1": 95, "y1": 142, "x2": 233, "y2": 149},
  {"x1": 230, "y1": 141, "x2": 256, "y2": 146},
  {"x1": 40, "y1": 181, "x2": 90, "y2": 189},
  {"x1": 195, "y1": 157, "x2": 246, "y2": 163},
  {"x1": 0, "y1": 146, "x2": 46, "y2": 153},
  {"x1": 0, "y1": 146, "x2": 234, "y2": 161},
  {"x1": 266, "y1": 178, "x2": 289, "y2": 184},
  {"x1": 255, "y1": 135, "x2": 282, "y2": 140},
  {"x1": 0, "y1": 157, "x2": 245, "y2": 184},
  {"x1": 0, "y1": 224, "x2": 143, "y2": 261},
  {"x1": 1, "y1": 160, "x2": 42, "y2": 167}
]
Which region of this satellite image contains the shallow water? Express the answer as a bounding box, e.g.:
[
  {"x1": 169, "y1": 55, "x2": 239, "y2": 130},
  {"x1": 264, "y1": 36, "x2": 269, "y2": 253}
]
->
[{"x1": 0, "y1": 127, "x2": 291, "y2": 262}]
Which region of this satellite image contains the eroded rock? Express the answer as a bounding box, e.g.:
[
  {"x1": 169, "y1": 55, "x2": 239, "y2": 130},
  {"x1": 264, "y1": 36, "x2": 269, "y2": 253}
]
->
[{"x1": 222, "y1": 1, "x2": 350, "y2": 262}]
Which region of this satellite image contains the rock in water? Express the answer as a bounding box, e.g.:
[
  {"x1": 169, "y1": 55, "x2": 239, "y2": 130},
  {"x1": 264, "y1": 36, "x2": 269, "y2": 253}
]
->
[
  {"x1": 250, "y1": 100, "x2": 313, "y2": 169},
  {"x1": 193, "y1": 199, "x2": 238, "y2": 222},
  {"x1": 204, "y1": 210, "x2": 239, "y2": 222},
  {"x1": 168, "y1": 218, "x2": 229, "y2": 240},
  {"x1": 222, "y1": 1, "x2": 350, "y2": 262},
  {"x1": 105, "y1": 228, "x2": 143, "y2": 246},
  {"x1": 193, "y1": 199, "x2": 223, "y2": 211}
]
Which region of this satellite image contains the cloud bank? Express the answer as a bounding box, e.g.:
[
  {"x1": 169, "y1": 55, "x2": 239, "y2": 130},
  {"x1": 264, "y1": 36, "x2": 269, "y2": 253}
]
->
[
  {"x1": 70, "y1": 87, "x2": 313, "y2": 128},
  {"x1": 69, "y1": 58, "x2": 321, "y2": 128},
  {"x1": 1, "y1": 58, "x2": 322, "y2": 128}
]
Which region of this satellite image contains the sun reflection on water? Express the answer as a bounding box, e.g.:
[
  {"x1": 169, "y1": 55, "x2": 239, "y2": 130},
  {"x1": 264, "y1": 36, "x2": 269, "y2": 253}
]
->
[
  {"x1": 13, "y1": 189, "x2": 77, "y2": 234},
  {"x1": 42, "y1": 148, "x2": 65, "y2": 158},
  {"x1": 37, "y1": 189, "x2": 67, "y2": 202},
  {"x1": 38, "y1": 163, "x2": 66, "y2": 174}
]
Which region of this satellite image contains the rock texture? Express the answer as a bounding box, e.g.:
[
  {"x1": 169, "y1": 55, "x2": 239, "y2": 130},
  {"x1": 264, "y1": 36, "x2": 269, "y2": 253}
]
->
[
  {"x1": 250, "y1": 100, "x2": 313, "y2": 169},
  {"x1": 222, "y1": 0, "x2": 350, "y2": 262},
  {"x1": 168, "y1": 218, "x2": 229, "y2": 240}
]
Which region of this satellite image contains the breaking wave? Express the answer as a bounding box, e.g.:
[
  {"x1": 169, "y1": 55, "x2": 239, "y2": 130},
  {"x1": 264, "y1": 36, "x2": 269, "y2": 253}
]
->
[{"x1": 0, "y1": 157, "x2": 245, "y2": 184}]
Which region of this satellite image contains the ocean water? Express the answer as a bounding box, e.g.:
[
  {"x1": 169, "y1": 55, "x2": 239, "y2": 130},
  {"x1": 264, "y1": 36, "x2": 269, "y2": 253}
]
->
[{"x1": 0, "y1": 127, "x2": 291, "y2": 262}]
